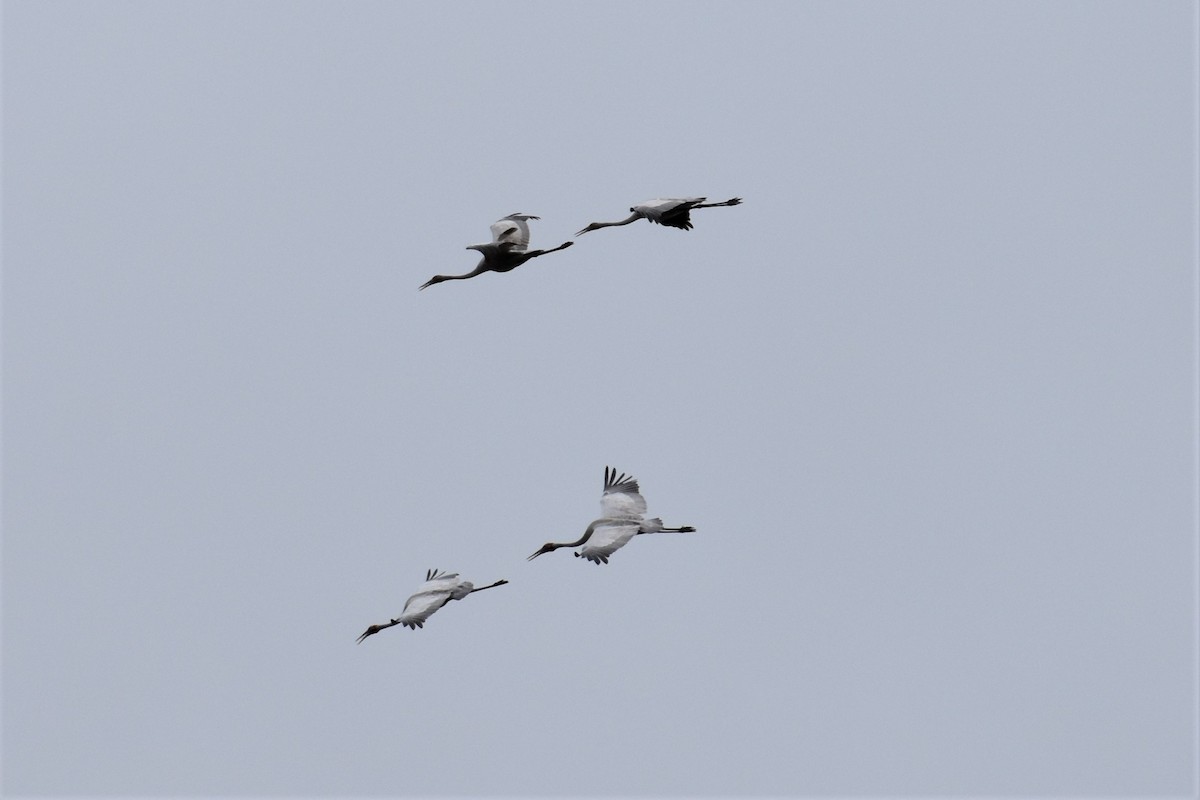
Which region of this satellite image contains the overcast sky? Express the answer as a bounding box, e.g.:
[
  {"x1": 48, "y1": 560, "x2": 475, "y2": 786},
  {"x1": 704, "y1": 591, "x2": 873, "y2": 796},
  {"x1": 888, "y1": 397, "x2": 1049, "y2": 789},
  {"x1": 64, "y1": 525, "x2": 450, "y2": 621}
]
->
[{"x1": 3, "y1": 1, "x2": 1197, "y2": 797}]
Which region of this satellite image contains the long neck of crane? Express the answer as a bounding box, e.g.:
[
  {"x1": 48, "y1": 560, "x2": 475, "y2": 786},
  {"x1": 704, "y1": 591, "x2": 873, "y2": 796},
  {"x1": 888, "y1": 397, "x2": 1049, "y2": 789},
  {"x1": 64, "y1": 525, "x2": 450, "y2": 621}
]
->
[
  {"x1": 556, "y1": 520, "x2": 600, "y2": 550},
  {"x1": 606, "y1": 213, "x2": 640, "y2": 228}
]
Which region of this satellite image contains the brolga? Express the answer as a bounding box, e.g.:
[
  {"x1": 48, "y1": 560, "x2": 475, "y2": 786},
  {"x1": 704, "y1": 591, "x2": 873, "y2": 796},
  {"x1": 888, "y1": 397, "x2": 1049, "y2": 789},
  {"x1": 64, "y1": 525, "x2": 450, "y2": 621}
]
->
[
  {"x1": 575, "y1": 197, "x2": 742, "y2": 235},
  {"x1": 527, "y1": 467, "x2": 696, "y2": 565},
  {"x1": 356, "y1": 569, "x2": 508, "y2": 643},
  {"x1": 419, "y1": 213, "x2": 573, "y2": 290}
]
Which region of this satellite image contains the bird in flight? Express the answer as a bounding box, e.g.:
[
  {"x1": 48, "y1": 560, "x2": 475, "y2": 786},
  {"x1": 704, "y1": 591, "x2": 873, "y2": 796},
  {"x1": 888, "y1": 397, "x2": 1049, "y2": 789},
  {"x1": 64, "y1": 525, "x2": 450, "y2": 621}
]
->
[
  {"x1": 419, "y1": 213, "x2": 574, "y2": 290},
  {"x1": 356, "y1": 569, "x2": 508, "y2": 642},
  {"x1": 527, "y1": 467, "x2": 696, "y2": 565},
  {"x1": 575, "y1": 197, "x2": 742, "y2": 235}
]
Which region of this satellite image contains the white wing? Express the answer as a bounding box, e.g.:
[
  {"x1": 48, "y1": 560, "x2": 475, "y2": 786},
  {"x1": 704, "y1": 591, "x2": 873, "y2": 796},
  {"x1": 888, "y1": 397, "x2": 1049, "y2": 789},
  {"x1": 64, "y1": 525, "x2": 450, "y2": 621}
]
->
[
  {"x1": 599, "y1": 466, "x2": 648, "y2": 521},
  {"x1": 490, "y1": 213, "x2": 540, "y2": 251},
  {"x1": 633, "y1": 198, "x2": 703, "y2": 221},
  {"x1": 397, "y1": 570, "x2": 465, "y2": 628},
  {"x1": 577, "y1": 520, "x2": 640, "y2": 564}
]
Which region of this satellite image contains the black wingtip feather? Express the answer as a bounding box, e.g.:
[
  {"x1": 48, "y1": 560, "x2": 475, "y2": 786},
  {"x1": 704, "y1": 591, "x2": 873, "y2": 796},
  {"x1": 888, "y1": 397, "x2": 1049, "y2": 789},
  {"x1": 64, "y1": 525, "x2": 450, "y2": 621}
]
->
[{"x1": 603, "y1": 466, "x2": 639, "y2": 494}]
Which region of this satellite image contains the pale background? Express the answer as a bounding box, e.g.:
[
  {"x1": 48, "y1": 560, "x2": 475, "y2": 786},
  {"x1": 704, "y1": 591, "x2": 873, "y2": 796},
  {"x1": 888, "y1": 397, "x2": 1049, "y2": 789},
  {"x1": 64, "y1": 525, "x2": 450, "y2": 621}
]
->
[{"x1": 2, "y1": 1, "x2": 1197, "y2": 796}]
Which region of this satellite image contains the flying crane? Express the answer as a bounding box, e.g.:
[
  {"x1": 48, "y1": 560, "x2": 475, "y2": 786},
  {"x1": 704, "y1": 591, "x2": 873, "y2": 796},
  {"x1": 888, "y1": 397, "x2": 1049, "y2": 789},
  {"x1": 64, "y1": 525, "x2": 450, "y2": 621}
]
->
[
  {"x1": 356, "y1": 569, "x2": 508, "y2": 642},
  {"x1": 527, "y1": 467, "x2": 695, "y2": 565},
  {"x1": 419, "y1": 213, "x2": 573, "y2": 290},
  {"x1": 575, "y1": 197, "x2": 742, "y2": 235}
]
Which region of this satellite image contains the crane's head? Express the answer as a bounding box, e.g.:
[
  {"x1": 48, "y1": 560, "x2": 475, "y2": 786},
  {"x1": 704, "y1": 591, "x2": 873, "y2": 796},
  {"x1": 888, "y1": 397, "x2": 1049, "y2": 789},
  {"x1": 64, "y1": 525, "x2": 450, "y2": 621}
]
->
[
  {"x1": 526, "y1": 543, "x2": 559, "y2": 561},
  {"x1": 356, "y1": 624, "x2": 385, "y2": 644}
]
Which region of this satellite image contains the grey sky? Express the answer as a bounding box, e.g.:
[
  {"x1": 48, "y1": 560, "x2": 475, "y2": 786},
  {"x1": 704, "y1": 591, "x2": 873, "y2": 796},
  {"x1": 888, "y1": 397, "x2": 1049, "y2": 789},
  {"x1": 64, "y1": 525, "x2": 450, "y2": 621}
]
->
[{"x1": 2, "y1": 1, "x2": 1196, "y2": 796}]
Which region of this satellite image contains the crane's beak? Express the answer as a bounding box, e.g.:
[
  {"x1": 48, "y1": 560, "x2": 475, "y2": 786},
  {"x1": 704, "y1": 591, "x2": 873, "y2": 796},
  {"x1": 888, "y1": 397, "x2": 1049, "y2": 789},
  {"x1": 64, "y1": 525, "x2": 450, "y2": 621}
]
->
[{"x1": 527, "y1": 548, "x2": 547, "y2": 561}]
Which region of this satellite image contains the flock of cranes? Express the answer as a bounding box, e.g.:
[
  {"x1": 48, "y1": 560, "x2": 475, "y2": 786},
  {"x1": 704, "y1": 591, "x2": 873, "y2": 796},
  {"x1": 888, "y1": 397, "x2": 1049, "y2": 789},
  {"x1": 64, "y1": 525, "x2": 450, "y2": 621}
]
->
[
  {"x1": 418, "y1": 196, "x2": 742, "y2": 291},
  {"x1": 359, "y1": 196, "x2": 742, "y2": 643}
]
